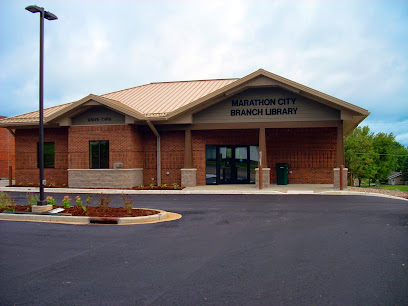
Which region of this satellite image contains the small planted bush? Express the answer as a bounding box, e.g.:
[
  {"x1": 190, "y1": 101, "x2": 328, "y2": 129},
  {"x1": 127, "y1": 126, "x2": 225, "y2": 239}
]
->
[
  {"x1": 26, "y1": 193, "x2": 39, "y2": 208},
  {"x1": 0, "y1": 191, "x2": 16, "y2": 211},
  {"x1": 62, "y1": 196, "x2": 71, "y2": 209},
  {"x1": 121, "y1": 194, "x2": 133, "y2": 214},
  {"x1": 46, "y1": 196, "x2": 56, "y2": 206}
]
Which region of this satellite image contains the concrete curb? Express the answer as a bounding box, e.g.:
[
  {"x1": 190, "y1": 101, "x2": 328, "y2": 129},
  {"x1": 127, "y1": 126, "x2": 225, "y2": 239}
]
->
[
  {"x1": 0, "y1": 186, "x2": 407, "y2": 201},
  {"x1": 0, "y1": 210, "x2": 168, "y2": 225}
]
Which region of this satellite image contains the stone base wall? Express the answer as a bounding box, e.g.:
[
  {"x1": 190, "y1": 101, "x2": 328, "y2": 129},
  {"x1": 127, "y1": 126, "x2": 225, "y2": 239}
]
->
[
  {"x1": 181, "y1": 168, "x2": 197, "y2": 187},
  {"x1": 68, "y1": 168, "x2": 143, "y2": 188}
]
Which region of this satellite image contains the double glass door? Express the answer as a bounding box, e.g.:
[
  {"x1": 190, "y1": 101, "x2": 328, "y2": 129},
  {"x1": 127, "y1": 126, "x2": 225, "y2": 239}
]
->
[{"x1": 206, "y1": 145, "x2": 258, "y2": 184}]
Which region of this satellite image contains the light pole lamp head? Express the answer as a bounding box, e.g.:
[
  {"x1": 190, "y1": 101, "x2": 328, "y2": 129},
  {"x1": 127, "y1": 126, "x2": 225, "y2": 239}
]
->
[{"x1": 25, "y1": 5, "x2": 58, "y2": 20}]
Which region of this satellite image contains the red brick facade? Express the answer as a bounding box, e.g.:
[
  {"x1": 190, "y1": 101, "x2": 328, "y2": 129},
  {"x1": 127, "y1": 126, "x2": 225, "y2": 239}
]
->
[
  {"x1": 68, "y1": 125, "x2": 144, "y2": 169},
  {"x1": 15, "y1": 128, "x2": 68, "y2": 185},
  {"x1": 142, "y1": 130, "x2": 185, "y2": 186},
  {"x1": 266, "y1": 128, "x2": 337, "y2": 184},
  {"x1": 192, "y1": 128, "x2": 337, "y2": 185},
  {"x1": 0, "y1": 127, "x2": 15, "y2": 179},
  {"x1": 14, "y1": 125, "x2": 337, "y2": 186}
]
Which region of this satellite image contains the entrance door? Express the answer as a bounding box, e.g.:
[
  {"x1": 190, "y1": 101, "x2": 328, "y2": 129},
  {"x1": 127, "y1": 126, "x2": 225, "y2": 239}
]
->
[
  {"x1": 219, "y1": 146, "x2": 234, "y2": 184},
  {"x1": 206, "y1": 145, "x2": 255, "y2": 184},
  {"x1": 234, "y1": 146, "x2": 249, "y2": 183}
]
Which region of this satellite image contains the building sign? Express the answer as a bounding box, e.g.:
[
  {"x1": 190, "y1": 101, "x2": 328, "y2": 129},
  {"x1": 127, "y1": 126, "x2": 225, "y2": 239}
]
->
[
  {"x1": 193, "y1": 87, "x2": 340, "y2": 124},
  {"x1": 72, "y1": 106, "x2": 125, "y2": 126},
  {"x1": 88, "y1": 117, "x2": 112, "y2": 122},
  {"x1": 231, "y1": 97, "x2": 298, "y2": 116}
]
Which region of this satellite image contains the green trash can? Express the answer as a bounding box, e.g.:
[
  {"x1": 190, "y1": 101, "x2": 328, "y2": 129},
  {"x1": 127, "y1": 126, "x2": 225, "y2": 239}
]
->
[{"x1": 276, "y1": 163, "x2": 289, "y2": 185}]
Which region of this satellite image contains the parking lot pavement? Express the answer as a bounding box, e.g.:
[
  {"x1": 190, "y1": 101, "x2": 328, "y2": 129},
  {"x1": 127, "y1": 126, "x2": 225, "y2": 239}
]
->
[{"x1": 0, "y1": 194, "x2": 407, "y2": 305}]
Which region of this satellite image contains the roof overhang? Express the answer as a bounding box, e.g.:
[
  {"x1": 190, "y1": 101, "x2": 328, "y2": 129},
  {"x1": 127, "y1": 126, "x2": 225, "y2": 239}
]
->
[
  {"x1": 0, "y1": 68, "x2": 369, "y2": 136},
  {"x1": 164, "y1": 68, "x2": 369, "y2": 135},
  {"x1": 45, "y1": 94, "x2": 145, "y2": 124}
]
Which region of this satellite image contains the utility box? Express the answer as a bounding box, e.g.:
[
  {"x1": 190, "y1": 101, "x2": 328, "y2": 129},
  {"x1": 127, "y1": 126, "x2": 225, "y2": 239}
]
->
[
  {"x1": 113, "y1": 162, "x2": 123, "y2": 169},
  {"x1": 276, "y1": 163, "x2": 289, "y2": 185}
]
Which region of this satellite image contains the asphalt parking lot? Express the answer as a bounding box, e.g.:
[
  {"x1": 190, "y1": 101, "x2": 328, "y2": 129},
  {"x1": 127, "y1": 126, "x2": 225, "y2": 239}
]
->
[{"x1": 1, "y1": 194, "x2": 407, "y2": 305}]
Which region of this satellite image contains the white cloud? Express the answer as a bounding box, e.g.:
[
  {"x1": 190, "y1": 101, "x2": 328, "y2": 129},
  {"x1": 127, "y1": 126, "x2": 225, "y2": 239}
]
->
[{"x1": 1, "y1": 0, "x2": 407, "y2": 145}]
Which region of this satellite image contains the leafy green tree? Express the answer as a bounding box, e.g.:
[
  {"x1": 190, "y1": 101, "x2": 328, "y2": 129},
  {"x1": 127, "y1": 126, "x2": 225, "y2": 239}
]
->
[
  {"x1": 403, "y1": 156, "x2": 408, "y2": 183},
  {"x1": 392, "y1": 145, "x2": 408, "y2": 172},
  {"x1": 345, "y1": 126, "x2": 407, "y2": 186},
  {"x1": 372, "y1": 132, "x2": 406, "y2": 181},
  {"x1": 345, "y1": 126, "x2": 376, "y2": 186}
]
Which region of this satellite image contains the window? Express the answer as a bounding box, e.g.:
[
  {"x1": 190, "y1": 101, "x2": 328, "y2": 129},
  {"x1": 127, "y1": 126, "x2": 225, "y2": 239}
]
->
[
  {"x1": 89, "y1": 140, "x2": 109, "y2": 169},
  {"x1": 37, "y1": 142, "x2": 55, "y2": 168}
]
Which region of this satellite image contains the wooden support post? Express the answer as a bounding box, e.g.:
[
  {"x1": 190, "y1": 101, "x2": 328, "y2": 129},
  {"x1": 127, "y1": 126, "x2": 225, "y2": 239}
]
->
[
  {"x1": 9, "y1": 166, "x2": 12, "y2": 187},
  {"x1": 340, "y1": 164, "x2": 344, "y2": 190},
  {"x1": 184, "y1": 129, "x2": 193, "y2": 168},
  {"x1": 259, "y1": 151, "x2": 263, "y2": 189},
  {"x1": 259, "y1": 128, "x2": 267, "y2": 167}
]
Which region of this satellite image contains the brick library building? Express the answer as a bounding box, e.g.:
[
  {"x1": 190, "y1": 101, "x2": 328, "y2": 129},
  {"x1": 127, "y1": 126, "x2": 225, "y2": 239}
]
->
[{"x1": 0, "y1": 69, "x2": 369, "y2": 188}]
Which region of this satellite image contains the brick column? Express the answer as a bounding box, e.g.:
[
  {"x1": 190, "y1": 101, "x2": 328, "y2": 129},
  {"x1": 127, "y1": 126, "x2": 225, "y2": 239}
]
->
[
  {"x1": 337, "y1": 122, "x2": 344, "y2": 167},
  {"x1": 181, "y1": 129, "x2": 197, "y2": 187},
  {"x1": 333, "y1": 167, "x2": 348, "y2": 190},
  {"x1": 259, "y1": 127, "x2": 268, "y2": 167},
  {"x1": 256, "y1": 168, "x2": 270, "y2": 188}
]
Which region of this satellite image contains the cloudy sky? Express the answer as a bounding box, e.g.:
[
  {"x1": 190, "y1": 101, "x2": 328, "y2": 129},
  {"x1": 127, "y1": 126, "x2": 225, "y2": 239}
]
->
[{"x1": 1, "y1": 0, "x2": 407, "y2": 146}]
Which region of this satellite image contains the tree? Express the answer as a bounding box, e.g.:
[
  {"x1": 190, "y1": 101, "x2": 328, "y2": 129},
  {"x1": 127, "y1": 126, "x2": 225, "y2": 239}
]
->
[
  {"x1": 372, "y1": 132, "x2": 406, "y2": 181},
  {"x1": 403, "y1": 156, "x2": 408, "y2": 183},
  {"x1": 345, "y1": 126, "x2": 376, "y2": 186},
  {"x1": 345, "y1": 126, "x2": 408, "y2": 186}
]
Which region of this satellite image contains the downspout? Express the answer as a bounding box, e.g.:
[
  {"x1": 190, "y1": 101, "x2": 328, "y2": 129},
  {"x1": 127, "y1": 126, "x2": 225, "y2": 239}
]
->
[
  {"x1": 146, "y1": 120, "x2": 161, "y2": 185},
  {"x1": 6, "y1": 128, "x2": 16, "y2": 137}
]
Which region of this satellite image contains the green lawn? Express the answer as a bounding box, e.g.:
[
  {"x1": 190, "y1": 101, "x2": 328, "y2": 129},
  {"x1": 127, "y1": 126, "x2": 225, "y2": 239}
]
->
[{"x1": 361, "y1": 185, "x2": 408, "y2": 192}]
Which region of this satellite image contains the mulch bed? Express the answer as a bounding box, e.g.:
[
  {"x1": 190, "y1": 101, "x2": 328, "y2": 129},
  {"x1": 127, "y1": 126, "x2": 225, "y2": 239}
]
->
[
  {"x1": 7, "y1": 185, "x2": 185, "y2": 190},
  {"x1": 347, "y1": 187, "x2": 408, "y2": 199},
  {"x1": 0, "y1": 205, "x2": 160, "y2": 218}
]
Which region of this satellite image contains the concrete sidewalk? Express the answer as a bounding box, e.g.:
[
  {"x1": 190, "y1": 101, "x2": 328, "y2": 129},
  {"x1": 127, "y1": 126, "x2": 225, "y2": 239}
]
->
[{"x1": 0, "y1": 181, "x2": 406, "y2": 201}]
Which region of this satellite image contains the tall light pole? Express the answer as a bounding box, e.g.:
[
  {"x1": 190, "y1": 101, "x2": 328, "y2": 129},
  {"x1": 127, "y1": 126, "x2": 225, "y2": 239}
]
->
[{"x1": 25, "y1": 5, "x2": 57, "y2": 205}]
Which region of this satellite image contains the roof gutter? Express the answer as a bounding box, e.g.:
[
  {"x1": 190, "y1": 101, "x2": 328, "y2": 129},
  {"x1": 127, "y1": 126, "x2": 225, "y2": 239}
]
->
[{"x1": 146, "y1": 120, "x2": 161, "y2": 185}]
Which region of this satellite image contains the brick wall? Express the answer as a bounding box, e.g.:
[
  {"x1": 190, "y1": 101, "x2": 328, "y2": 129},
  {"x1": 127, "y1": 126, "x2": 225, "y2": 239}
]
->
[
  {"x1": 68, "y1": 125, "x2": 144, "y2": 170},
  {"x1": 192, "y1": 128, "x2": 337, "y2": 185},
  {"x1": 0, "y1": 127, "x2": 15, "y2": 179},
  {"x1": 15, "y1": 128, "x2": 68, "y2": 185},
  {"x1": 13, "y1": 125, "x2": 337, "y2": 187},
  {"x1": 142, "y1": 130, "x2": 184, "y2": 186},
  {"x1": 266, "y1": 128, "x2": 337, "y2": 184}
]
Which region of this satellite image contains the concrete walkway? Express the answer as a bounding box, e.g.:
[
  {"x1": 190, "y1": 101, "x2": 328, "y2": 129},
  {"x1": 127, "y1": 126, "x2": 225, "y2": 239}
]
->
[{"x1": 0, "y1": 180, "x2": 406, "y2": 201}]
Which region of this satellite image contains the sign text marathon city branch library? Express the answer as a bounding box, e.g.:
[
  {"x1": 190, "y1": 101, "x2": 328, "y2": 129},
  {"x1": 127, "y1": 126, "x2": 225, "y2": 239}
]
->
[{"x1": 231, "y1": 97, "x2": 298, "y2": 116}]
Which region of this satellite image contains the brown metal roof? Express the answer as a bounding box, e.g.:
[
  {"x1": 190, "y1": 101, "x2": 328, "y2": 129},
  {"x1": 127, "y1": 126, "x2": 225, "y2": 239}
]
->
[
  {"x1": 0, "y1": 69, "x2": 369, "y2": 131},
  {"x1": 0, "y1": 102, "x2": 74, "y2": 125},
  {"x1": 102, "y1": 79, "x2": 237, "y2": 117}
]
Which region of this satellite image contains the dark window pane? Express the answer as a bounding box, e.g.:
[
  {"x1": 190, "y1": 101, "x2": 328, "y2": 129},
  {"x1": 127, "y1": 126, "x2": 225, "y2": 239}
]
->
[
  {"x1": 89, "y1": 140, "x2": 109, "y2": 169},
  {"x1": 44, "y1": 142, "x2": 55, "y2": 168},
  {"x1": 90, "y1": 141, "x2": 100, "y2": 169},
  {"x1": 38, "y1": 142, "x2": 55, "y2": 168},
  {"x1": 100, "y1": 141, "x2": 109, "y2": 169},
  {"x1": 205, "y1": 145, "x2": 217, "y2": 184}
]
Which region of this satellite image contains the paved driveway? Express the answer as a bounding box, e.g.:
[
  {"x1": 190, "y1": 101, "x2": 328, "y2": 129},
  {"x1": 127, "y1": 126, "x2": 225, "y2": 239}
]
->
[{"x1": 1, "y1": 194, "x2": 407, "y2": 305}]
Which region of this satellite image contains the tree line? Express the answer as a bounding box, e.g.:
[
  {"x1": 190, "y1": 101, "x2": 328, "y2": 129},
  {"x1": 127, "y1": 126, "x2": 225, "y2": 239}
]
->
[{"x1": 345, "y1": 126, "x2": 408, "y2": 186}]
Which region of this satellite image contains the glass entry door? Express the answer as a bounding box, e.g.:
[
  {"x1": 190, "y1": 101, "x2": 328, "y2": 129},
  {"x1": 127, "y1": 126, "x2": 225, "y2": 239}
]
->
[
  {"x1": 206, "y1": 145, "x2": 257, "y2": 184},
  {"x1": 219, "y1": 146, "x2": 234, "y2": 184}
]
